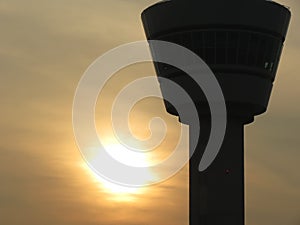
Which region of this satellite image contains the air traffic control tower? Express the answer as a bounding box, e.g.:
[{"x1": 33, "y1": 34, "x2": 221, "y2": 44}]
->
[{"x1": 142, "y1": 0, "x2": 291, "y2": 224}]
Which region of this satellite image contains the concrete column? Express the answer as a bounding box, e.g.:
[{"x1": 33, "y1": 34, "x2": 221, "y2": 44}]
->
[{"x1": 189, "y1": 118, "x2": 245, "y2": 225}]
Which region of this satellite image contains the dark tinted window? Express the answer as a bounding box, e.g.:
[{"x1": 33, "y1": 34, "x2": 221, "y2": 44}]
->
[{"x1": 158, "y1": 29, "x2": 282, "y2": 75}]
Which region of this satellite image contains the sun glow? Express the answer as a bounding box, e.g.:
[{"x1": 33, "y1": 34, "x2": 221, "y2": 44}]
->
[
  {"x1": 82, "y1": 164, "x2": 143, "y2": 202},
  {"x1": 82, "y1": 142, "x2": 157, "y2": 202}
]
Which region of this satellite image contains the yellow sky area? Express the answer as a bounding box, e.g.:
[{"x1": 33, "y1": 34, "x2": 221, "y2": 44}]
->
[
  {"x1": 95, "y1": 62, "x2": 183, "y2": 164},
  {"x1": 0, "y1": 0, "x2": 299, "y2": 225}
]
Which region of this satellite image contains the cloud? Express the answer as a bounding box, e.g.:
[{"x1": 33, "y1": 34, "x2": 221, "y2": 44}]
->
[{"x1": 0, "y1": 0, "x2": 299, "y2": 225}]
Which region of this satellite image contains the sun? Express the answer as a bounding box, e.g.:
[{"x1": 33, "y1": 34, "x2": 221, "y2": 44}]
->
[
  {"x1": 82, "y1": 164, "x2": 143, "y2": 202},
  {"x1": 82, "y1": 142, "x2": 157, "y2": 201}
]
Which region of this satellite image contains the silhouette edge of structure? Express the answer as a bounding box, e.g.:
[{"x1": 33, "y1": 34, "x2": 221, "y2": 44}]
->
[{"x1": 141, "y1": 0, "x2": 291, "y2": 224}]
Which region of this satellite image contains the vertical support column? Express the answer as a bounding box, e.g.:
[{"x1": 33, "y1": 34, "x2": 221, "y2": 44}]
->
[{"x1": 189, "y1": 118, "x2": 245, "y2": 225}]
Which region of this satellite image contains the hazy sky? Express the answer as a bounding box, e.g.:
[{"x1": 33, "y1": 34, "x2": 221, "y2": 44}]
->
[{"x1": 0, "y1": 0, "x2": 299, "y2": 225}]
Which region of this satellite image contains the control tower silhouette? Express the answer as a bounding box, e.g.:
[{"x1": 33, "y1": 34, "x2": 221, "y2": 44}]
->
[{"x1": 141, "y1": 0, "x2": 291, "y2": 224}]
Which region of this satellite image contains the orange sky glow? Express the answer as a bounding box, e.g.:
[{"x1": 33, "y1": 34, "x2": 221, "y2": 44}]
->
[{"x1": 0, "y1": 0, "x2": 299, "y2": 225}]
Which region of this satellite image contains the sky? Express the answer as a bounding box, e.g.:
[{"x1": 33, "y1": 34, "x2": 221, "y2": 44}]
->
[{"x1": 0, "y1": 0, "x2": 299, "y2": 225}]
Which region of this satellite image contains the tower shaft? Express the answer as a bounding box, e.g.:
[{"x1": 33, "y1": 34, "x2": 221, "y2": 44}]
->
[{"x1": 190, "y1": 118, "x2": 245, "y2": 224}]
